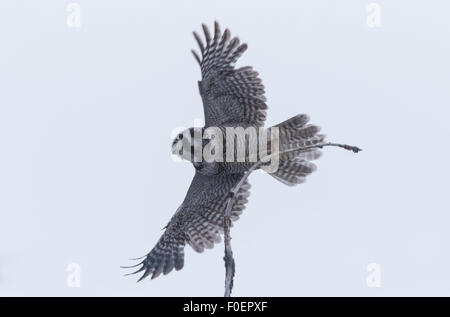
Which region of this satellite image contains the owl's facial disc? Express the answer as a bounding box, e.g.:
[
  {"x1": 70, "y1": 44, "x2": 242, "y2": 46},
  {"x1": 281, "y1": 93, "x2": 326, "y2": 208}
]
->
[{"x1": 171, "y1": 133, "x2": 184, "y2": 156}]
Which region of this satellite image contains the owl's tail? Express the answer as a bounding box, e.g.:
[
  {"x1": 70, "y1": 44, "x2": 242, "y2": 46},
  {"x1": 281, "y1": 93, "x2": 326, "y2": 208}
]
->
[{"x1": 267, "y1": 114, "x2": 325, "y2": 186}]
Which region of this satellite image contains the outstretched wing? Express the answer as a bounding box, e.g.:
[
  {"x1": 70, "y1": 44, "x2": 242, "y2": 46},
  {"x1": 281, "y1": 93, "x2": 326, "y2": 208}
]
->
[
  {"x1": 192, "y1": 21, "x2": 267, "y2": 127},
  {"x1": 124, "y1": 172, "x2": 250, "y2": 281}
]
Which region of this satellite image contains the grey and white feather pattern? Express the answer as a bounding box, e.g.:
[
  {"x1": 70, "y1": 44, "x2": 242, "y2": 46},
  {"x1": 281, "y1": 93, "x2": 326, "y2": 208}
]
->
[
  {"x1": 192, "y1": 21, "x2": 267, "y2": 127},
  {"x1": 271, "y1": 114, "x2": 325, "y2": 186},
  {"x1": 125, "y1": 21, "x2": 325, "y2": 281},
  {"x1": 126, "y1": 172, "x2": 250, "y2": 280}
]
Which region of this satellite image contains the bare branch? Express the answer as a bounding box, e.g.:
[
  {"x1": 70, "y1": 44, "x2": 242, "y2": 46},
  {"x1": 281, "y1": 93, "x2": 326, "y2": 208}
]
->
[{"x1": 223, "y1": 141, "x2": 361, "y2": 297}]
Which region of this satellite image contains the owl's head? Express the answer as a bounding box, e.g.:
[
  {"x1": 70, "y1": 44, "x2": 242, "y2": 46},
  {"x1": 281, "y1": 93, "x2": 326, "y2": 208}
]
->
[{"x1": 171, "y1": 127, "x2": 221, "y2": 175}]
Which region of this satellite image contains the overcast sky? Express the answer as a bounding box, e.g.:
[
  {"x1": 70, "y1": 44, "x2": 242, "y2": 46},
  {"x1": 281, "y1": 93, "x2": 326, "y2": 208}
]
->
[{"x1": 1, "y1": 0, "x2": 450, "y2": 296}]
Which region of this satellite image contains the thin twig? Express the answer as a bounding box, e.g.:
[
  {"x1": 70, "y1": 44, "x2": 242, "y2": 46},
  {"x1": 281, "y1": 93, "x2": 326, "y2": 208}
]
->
[{"x1": 223, "y1": 141, "x2": 362, "y2": 297}]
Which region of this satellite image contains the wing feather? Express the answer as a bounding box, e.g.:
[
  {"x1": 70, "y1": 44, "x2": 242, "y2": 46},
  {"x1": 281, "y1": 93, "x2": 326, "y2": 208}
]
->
[
  {"x1": 124, "y1": 172, "x2": 251, "y2": 281},
  {"x1": 193, "y1": 22, "x2": 267, "y2": 126}
]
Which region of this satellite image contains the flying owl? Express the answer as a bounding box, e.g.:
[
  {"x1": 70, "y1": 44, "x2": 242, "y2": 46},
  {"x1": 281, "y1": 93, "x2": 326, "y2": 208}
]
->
[{"x1": 124, "y1": 22, "x2": 325, "y2": 281}]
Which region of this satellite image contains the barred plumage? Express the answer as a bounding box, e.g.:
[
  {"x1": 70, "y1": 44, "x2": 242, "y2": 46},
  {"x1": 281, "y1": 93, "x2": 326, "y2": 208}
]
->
[
  {"x1": 192, "y1": 21, "x2": 267, "y2": 126},
  {"x1": 125, "y1": 22, "x2": 326, "y2": 282}
]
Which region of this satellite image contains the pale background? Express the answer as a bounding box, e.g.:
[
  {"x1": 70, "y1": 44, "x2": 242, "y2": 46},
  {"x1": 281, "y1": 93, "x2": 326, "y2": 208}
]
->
[{"x1": 1, "y1": 0, "x2": 449, "y2": 296}]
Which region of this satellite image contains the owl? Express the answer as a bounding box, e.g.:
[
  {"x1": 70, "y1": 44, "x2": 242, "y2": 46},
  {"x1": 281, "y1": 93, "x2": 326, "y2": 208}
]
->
[{"x1": 124, "y1": 22, "x2": 324, "y2": 281}]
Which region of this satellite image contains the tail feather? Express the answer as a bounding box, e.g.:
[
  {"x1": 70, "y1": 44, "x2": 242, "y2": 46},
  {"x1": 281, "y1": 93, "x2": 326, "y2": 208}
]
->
[{"x1": 269, "y1": 114, "x2": 324, "y2": 186}]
